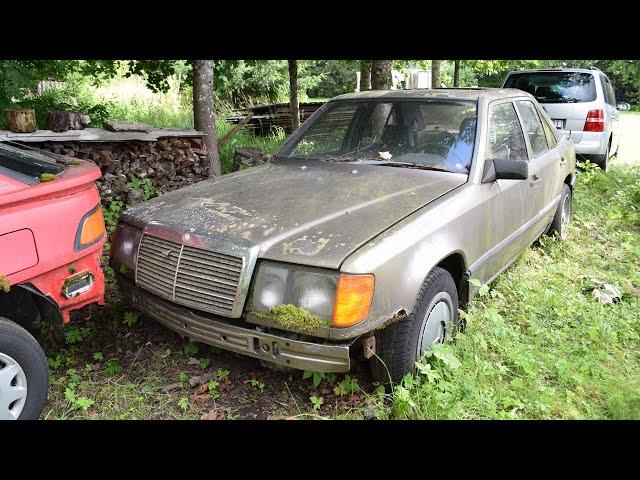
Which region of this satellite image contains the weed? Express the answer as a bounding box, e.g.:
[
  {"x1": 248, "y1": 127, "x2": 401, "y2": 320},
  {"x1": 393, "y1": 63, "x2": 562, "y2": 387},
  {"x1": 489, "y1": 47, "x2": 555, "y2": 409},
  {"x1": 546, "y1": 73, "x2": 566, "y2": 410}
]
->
[
  {"x1": 183, "y1": 342, "x2": 198, "y2": 356},
  {"x1": 310, "y1": 395, "x2": 324, "y2": 411},
  {"x1": 104, "y1": 361, "x2": 123, "y2": 375},
  {"x1": 178, "y1": 396, "x2": 190, "y2": 412},
  {"x1": 250, "y1": 379, "x2": 265, "y2": 392},
  {"x1": 208, "y1": 380, "x2": 220, "y2": 400},
  {"x1": 122, "y1": 311, "x2": 139, "y2": 327}
]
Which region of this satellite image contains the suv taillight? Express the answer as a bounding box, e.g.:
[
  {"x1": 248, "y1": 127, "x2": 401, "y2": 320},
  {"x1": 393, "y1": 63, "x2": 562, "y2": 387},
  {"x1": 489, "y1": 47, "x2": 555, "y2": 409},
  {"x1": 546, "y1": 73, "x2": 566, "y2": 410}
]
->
[{"x1": 584, "y1": 109, "x2": 604, "y2": 132}]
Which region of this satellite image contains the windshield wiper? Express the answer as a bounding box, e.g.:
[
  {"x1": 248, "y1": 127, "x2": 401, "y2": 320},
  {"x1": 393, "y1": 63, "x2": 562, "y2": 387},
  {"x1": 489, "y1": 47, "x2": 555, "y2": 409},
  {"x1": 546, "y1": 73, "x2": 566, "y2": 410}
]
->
[{"x1": 352, "y1": 160, "x2": 450, "y2": 172}]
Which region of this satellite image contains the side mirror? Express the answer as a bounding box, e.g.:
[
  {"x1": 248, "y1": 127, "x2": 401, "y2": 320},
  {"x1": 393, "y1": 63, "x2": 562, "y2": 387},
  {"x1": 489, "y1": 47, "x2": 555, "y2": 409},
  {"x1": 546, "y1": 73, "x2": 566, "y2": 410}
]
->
[
  {"x1": 617, "y1": 102, "x2": 631, "y2": 111},
  {"x1": 482, "y1": 159, "x2": 529, "y2": 182}
]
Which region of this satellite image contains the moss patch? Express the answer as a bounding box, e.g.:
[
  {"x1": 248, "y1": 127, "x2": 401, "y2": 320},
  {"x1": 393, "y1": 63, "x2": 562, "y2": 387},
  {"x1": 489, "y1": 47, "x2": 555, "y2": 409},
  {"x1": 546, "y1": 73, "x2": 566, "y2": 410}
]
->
[
  {"x1": 0, "y1": 275, "x2": 10, "y2": 293},
  {"x1": 252, "y1": 304, "x2": 327, "y2": 334},
  {"x1": 39, "y1": 173, "x2": 56, "y2": 182}
]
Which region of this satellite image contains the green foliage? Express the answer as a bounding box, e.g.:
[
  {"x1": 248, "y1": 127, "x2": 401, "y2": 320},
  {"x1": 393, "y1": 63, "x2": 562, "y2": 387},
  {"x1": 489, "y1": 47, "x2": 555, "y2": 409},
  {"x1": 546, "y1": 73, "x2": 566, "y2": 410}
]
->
[
  {"x1": 102, "y1": 201, "x2": 125, "y2": 233},
  {"x1": 250, "y1": 379, "x2": 265, "y2": 392},
  {"x1": 199, "y1": 358, "x2": 211, "y2": 369},
  {"x1": 178, "y1": 396, "x2": 190, "y2": 412},
  {"x1": 183, "y1": 342, "x2": 198, "y2": 356},
  {"x1": 126, "y1": 178, "x2": 159, "y2": 201},
  {"x1": 303, "y1": 370, "x2": 326, "y2": 389},
  {"x1": 122, "y1": 311, "x2": 139, "y2": 327},
  {"x1": 310, "y1": 395, "x2": 324, "y2": 411},
  {"x1": 208, "y1": 379, "x2": 220, "y2": 400},
  {"x1": 333, "y1": 375, "x2": 360, "y2": 397},
  {"x1": 104, "y1": 360, "x2": 123, "y2": 375},
  {"x1": 65, "y1": 326, "x2": 92, "y2": 344},
  {"x1": 93, "y1": 352, "x2": 104, "y2": 362}
]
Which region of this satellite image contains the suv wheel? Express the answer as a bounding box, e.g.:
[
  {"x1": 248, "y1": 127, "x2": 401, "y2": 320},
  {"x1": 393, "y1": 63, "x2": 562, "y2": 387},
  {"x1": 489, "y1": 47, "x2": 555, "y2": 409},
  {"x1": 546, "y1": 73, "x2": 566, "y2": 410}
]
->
[
  {"x1": 547, "y1": 184, "x2": 572, "y2": 240},
  {"x1": 370, "y1": 267, "x2": 459, "y2": 386},
  {"x1": 0, "y1": 318, "x2": 49, "y2": 420},
  {"x1": 593, "y1": 143, "x2": 610, "y2": 172}
]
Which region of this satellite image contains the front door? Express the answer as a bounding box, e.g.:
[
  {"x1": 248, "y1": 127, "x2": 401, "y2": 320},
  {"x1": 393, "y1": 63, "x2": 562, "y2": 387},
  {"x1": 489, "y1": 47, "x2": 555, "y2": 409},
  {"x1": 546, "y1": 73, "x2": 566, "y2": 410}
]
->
[{"x1": 482, "y1": 100, "x2": 537, "y2": 282}]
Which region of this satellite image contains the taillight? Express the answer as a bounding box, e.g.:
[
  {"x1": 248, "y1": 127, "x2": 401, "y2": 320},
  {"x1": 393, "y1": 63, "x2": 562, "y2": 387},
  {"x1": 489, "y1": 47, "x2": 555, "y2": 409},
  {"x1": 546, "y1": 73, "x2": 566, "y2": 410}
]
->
[
  {"x1": 584, "y1": 109, "x2": 604, "y2": 132},
  {"x1": 74, "y1": 205, "x2": 106, "y2": 251}
]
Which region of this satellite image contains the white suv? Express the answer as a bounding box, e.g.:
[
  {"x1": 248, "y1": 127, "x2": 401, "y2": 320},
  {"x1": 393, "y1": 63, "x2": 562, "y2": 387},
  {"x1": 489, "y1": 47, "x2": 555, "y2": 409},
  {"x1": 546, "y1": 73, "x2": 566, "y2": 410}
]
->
[{"x1": 503, "y1": 67, "x2": 621, "y2": 171}]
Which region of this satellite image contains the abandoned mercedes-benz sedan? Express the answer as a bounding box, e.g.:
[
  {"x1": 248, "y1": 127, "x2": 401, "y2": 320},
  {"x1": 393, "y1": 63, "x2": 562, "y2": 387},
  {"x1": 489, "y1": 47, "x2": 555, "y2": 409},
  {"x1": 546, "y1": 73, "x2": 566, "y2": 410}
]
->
[{"x1": 110, "y1": 88, "x2": 576, "y2": 384}]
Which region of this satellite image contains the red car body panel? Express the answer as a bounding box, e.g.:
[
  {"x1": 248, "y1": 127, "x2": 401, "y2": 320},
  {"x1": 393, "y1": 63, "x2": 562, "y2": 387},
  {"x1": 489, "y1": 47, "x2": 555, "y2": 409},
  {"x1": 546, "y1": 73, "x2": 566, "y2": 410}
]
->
[{"x1": 0, "y1": 157, "x2": 106, "y2": 323}]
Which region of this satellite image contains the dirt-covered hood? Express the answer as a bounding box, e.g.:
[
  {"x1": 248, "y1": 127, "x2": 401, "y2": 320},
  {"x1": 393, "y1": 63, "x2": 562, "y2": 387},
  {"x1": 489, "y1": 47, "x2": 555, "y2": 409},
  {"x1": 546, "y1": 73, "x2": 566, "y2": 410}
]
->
[{"x1": 122, "y1": 158, "x2": 466, "y2": 269}]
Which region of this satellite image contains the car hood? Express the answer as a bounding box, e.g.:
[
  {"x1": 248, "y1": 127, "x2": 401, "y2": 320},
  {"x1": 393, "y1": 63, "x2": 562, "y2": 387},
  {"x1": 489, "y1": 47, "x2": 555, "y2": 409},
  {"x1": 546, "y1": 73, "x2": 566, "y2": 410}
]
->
[{"x1": 122, "y1": 158, "x2": 466, "y2": 269}]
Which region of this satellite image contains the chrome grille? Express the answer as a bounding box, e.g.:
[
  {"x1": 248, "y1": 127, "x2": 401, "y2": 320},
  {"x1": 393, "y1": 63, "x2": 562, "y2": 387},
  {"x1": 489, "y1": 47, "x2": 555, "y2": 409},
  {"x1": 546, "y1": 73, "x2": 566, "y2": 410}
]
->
[{"x1": 136, "y1": 234, "x2": 244, "y2": 316}]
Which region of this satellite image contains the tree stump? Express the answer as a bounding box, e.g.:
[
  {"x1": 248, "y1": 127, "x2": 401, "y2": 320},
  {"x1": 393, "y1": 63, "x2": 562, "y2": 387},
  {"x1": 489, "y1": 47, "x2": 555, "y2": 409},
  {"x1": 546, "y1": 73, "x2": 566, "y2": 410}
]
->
[
  {"x1": 46, "y1": 110, "x2": 91, "y2": 132},
  {"x1": 4, "y1": 109, "x2": 37, "y2": 133},
  {"x1": 233, "y1": 147, "x2": 265, "y2": 171}
]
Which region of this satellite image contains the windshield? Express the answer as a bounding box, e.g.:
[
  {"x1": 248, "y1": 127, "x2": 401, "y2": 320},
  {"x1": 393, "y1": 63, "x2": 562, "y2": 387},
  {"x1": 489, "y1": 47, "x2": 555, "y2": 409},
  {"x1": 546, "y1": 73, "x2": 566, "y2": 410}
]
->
[
  {"x1": 281, "y1": 100, "x2": 478, "y2": 174},
  {"x1": 504, "y1": 72, "x2": 596, "y2": 103},
  {"x1": 0, "y1": 143, "x2": 65, "y2": 185}
]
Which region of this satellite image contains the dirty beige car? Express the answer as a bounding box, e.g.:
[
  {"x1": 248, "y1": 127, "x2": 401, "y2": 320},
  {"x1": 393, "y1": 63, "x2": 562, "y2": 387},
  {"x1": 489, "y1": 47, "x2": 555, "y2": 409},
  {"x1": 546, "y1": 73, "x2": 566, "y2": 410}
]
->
[{"x1": 111, "y1": 88, "x2": 576, "y2": 384}]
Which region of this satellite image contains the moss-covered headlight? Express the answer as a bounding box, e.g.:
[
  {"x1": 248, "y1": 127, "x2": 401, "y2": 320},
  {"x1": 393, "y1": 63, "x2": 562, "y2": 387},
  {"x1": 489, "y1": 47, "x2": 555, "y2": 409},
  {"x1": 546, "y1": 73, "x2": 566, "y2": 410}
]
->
[
  {"x1": 250, "y1": 260, "x2": 374, "y2": 328},
  {"x1": 251, "y1": 261, "x2": 338, "y2": 323}
]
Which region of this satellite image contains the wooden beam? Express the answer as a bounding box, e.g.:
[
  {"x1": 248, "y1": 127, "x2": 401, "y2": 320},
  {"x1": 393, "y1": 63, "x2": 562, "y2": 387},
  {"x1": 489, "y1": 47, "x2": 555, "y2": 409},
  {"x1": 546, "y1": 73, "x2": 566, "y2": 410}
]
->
[{"x1": 218, "y1": 112, "x2": 253, "y2": 148}]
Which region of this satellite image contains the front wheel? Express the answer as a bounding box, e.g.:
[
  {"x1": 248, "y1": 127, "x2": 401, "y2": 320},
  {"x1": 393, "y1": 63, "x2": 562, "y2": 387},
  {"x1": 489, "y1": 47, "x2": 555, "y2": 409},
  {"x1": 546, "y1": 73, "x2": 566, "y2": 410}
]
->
[
  {"x1": 0, "y1": 318, "x2": 49, "y2": 420},
  {"x1": 370, "y1": 267, "x2": 459, "y2": 386}
]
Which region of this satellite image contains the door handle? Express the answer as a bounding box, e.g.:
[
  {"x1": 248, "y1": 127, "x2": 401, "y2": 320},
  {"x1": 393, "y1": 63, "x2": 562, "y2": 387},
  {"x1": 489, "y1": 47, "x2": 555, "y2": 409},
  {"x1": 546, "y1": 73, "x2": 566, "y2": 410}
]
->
[{"x1": 530, "y1": 175, "x2": 542, "y2": 187}]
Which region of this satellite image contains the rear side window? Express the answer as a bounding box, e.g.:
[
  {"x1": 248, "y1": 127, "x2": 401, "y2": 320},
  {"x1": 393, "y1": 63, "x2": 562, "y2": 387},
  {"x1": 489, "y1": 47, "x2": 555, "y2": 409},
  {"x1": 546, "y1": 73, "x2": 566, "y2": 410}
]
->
[
  {"x1": 601, "y1": 75, "x2": 616, "y2": 106},
  {"x1": 515, "y1": 100, "x2": 550, "y2": 158},
  {"x1": 486, "y1": 102, "x2": 528, "y2": 162},
  {"x1": 504, "y1": 72, "x2": 597, "y2": 103}
]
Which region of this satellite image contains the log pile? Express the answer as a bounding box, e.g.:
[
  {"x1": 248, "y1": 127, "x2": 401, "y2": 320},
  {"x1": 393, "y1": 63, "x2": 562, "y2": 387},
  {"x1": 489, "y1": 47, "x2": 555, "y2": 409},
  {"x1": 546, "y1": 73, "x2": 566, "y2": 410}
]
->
[{"x1": 36, "y1": 137, "x2": 211, "y2": 204}]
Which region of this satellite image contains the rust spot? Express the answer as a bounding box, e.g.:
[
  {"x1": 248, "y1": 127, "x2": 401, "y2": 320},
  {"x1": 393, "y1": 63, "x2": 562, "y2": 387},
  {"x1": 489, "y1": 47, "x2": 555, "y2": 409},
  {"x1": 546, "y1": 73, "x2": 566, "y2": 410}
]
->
[{"x1": 282, "y1": 236, "x2": 329, "y2": 256}]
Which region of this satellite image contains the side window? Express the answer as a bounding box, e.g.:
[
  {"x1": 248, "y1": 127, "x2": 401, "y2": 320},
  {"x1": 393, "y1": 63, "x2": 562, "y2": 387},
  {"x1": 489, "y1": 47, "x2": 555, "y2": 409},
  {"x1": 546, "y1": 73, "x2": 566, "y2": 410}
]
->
[
  {"x1": 600, "y1": 75, "x2": 612, "y2": 105},
  {"x1": 486, "y1": 102, "x2": 528, "y2": 162},
  {"x1": 537, "y1": 107, "x2": 558, "y2": 149},
  {"x1": 515, "y1": 100, "x2": 550, "y2": 158}
]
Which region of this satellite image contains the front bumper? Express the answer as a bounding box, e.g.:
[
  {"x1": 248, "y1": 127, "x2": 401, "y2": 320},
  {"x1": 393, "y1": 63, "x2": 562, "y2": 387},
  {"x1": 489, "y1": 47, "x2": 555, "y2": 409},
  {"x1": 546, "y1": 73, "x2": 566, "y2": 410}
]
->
[
  {"x1": 29, "y1": 249, "x2": 105, "y2": 323},
  {"x1": 117, "y1": 276, "x2": 351, "y2": 373}
]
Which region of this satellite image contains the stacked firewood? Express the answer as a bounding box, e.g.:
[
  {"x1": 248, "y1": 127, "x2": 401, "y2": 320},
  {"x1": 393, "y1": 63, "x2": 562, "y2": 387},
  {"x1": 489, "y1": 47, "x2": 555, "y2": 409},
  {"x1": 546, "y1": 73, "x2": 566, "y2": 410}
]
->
[{"x1": 37, "y1": 137, "x2": 210, "y2": 204}]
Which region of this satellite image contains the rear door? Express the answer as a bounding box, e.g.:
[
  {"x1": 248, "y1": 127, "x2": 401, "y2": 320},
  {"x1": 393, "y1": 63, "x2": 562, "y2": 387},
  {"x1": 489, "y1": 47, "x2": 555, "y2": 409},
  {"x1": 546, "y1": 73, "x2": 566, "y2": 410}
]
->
[{"x1": 514, "y1": 99, "x2": 561, "y2": 237}]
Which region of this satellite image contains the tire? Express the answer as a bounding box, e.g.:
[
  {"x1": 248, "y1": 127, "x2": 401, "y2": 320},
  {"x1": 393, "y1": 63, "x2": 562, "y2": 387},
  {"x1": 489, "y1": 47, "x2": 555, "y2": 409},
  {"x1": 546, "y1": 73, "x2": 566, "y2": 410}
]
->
[
  {"x1": 547, "y1": 184, "x2": 572, "y2": 240},
  {"x1": 592, "y1": 142, "x2": 610, "y2": 172},
  {"x1": 370, "y1": 267, "x2": 459, "y2": 386},
  {"x1": 0, "y1": 318, "x2": 49, "y2": 420}
]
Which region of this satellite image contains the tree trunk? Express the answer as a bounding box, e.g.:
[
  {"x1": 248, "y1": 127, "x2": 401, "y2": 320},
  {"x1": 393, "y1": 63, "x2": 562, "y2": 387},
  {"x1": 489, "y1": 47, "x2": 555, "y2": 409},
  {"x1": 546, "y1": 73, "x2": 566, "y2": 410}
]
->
[
  {"x1": 46, "y1": 110, "x2": 91, "y2": 132},
  {"x1": 193, "y1": 60, "x2": 222, "y2": 177},
  {"x1": 431, "y1": 60, "x2": 441, "y2": 89},
  {"x1": 288, "y1": 60, "x2": 300, "y2": 131},
  {"x1": 360, "y1": 61, "x2": 371, "y2": 91},
  {"x1": 371, "y1": 60, "x2": 392, "y2": 90},
  {"x1": 453, "y1": 60, "x2": 460, "y2": 87}
]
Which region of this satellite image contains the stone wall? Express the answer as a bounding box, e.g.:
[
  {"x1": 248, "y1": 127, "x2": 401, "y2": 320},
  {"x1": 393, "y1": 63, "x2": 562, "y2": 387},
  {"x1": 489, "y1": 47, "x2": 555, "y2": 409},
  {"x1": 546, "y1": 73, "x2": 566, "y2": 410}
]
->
[{"x1": 37, "y1": 137, "x2": 210, "y2": 205}]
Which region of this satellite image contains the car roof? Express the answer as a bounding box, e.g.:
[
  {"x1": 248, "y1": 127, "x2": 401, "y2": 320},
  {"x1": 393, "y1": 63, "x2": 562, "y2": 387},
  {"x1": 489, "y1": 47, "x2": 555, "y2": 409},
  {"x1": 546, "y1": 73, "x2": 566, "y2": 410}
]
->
[
  {"x1": 506, "y1": 67, "x2": 602, "y2": 76},
  {"x1": 331, "y1": 88, "x2": 527, "y2": 103}
]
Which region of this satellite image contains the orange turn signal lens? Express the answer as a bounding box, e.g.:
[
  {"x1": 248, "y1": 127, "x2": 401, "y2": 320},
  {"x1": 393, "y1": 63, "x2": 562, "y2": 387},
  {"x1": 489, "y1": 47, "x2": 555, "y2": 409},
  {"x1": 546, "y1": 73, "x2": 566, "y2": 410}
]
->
[
  {"x1": 76, "y1": 206, "x2": 106, "y2": 250},
  {"x1": 332, "y1": 274, "x2": 375, "y2": 328}
]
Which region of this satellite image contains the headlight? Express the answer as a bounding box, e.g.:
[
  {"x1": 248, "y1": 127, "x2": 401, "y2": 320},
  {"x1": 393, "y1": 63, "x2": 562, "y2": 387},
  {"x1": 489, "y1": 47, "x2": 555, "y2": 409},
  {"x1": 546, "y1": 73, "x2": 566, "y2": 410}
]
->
[
  {"x1": 110, "y1": 223, "x2": 143, "y2": 273},
  {"x1": 250, "y1": 260, "x2": 374, "y2": 328}
]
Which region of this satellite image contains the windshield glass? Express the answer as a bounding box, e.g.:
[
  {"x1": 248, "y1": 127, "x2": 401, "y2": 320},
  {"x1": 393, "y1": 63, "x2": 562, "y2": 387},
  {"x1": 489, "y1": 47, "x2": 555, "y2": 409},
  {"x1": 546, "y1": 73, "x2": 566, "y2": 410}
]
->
[
  {"x1": 504, "y1": 72, "x2": 596, "y2": 103},
  {"x1": 0, "y1": 143, "x2": 65, "y2": 185},
  {"x1": 281, "y1": 100, "x2": 478, "y2": 174}
]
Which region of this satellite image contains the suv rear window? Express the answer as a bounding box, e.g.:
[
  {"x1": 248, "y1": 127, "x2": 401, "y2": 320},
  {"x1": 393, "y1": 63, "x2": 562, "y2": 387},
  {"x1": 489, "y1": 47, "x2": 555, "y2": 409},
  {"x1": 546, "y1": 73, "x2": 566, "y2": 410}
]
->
[
  {"x1": 0, "y1": 143, "x2": 65, "y2": 185},
  {"x1": 504, "y1": 72, "x2": 597, "y2": 103}
]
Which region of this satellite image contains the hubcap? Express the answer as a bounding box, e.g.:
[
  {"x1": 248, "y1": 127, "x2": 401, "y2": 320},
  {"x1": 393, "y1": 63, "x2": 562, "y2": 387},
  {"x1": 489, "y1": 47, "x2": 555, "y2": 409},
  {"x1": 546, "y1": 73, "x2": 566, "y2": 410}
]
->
[
  {"x1": 417, "y1": 292, "x2": 454, "y2": 358},
  {"x1": 0, "y1": 352, "x2": 28, "y2": 420}
]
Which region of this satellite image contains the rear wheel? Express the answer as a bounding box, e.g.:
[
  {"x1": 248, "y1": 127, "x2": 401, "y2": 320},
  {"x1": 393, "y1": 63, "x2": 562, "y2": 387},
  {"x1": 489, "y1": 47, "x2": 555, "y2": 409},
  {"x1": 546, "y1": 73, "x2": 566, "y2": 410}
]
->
[
  {"x1": 592, "y1": 142, "x2": 610, "y2": 172},
  {"x1": 547, "y1": 184, "x2": 572, "y2": 240},
  {"x1": 370, "y1": 267, "x2": 459, "y2": 386},
  {"x1": 0, "y1": 318, "x2": 49, "y2": 420}
]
